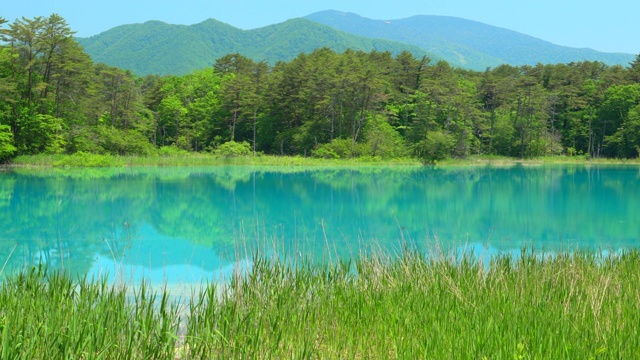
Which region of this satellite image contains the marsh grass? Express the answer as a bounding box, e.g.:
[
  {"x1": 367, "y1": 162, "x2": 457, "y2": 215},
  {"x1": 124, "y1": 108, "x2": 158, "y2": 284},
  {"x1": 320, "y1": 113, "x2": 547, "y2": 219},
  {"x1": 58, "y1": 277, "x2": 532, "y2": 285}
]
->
[
  {"x1": 437, "y1": 154, "x2": 640, "y2": 166},
  {"x1": 9, "y1": 153, "x2": 421, "y2": 168},
  {"x1": 10, "y1": 153, "x2": 639, "y2": 169},
  {"x1": 0, "y1": 266, "x2": 180, "y2": 359},
  {"x1": 1, "y1": 249, "x2": 639, "y2": 359}
]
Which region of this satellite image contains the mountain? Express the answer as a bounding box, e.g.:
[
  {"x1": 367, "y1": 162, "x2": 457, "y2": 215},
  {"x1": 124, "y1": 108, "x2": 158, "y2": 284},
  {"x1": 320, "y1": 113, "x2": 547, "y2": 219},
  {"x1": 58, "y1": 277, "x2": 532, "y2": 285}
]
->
[
  {"x1": 305, "y1": 10, "x2": 635, "y2": 70},
  {"x1": 78, "y1": 11, "x2": 635, "y2": 76},
  {"x1": 77, "y1": 18, "x2": 437, "y2": 76}
]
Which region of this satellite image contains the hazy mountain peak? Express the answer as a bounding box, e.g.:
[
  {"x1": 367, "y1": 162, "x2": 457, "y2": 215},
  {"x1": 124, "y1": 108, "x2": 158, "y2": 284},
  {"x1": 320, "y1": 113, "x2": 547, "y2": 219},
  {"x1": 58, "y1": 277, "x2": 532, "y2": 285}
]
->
[
  {"x1": 77, "y1": 16, "x2": 436, "y2": 75},
  {"x1": 305, "y1": 10, "x2": 634, "y2": 70},
  {"x1": 76, "y1": 10, "x2": 634, "y2": 75}
]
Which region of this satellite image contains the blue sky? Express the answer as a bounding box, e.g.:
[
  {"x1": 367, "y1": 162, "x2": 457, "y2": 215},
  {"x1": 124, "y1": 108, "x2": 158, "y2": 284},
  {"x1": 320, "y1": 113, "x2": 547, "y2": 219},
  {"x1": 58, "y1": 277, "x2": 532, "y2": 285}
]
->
[{"x1": 3, "y1": 0, "x2": 639, "y2": 54}]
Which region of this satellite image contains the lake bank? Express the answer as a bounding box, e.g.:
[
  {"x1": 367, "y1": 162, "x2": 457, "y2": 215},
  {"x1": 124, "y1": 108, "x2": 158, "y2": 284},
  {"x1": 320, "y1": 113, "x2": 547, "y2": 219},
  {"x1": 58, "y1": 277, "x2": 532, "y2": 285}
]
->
[
  {"x1": 5, "y1": 153, "x2": 421, "y2": 168},
  {"x1": 4, "y1": 153, "x2": 640, "y2": 168}
]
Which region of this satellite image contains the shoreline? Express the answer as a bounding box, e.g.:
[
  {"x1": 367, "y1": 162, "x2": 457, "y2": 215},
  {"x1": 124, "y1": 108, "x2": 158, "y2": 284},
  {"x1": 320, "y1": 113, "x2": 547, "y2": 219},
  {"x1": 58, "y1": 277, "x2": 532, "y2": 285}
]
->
[{"x1": 3, "y1": 153, "x2": 640, "y2": 169}]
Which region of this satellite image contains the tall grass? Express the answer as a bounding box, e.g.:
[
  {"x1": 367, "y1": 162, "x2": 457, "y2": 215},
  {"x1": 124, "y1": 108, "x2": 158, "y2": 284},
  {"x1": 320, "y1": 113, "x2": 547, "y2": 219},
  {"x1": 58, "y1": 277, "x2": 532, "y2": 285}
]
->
[
  {"x1": 438, "y1": 154, "x2": 640, "y2": 166},
  {"x1": 9, "y1": 153, "x2": 421, "y2": 168},
  {"x1": 10, "y1": 152, "x2": 639, "y2": 169},
  {"x1": 0, "y1": 266, "x2": 180, "y2": 359},
  {"x1": 1, "y1": 249, "x2": 639, "y2": 359}
]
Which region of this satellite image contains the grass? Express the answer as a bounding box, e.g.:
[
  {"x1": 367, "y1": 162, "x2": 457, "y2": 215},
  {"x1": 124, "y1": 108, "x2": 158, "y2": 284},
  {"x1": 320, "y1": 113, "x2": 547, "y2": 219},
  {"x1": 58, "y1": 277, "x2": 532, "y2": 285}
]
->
[
  {"x1": 0, "y1": 266, "x2": 181, "y2": 359},
  {"x1": 8, "y1": 153, "x2": 422, "y2": 168},
  {"x1": 437, "y1": 154, "x2": 640, "y2": 166},
  {"x1": 10, "y1": 152, "x2": 640, "y2": 168},
  {"x1": 1, "y1": 248, "x2": 639, "y2": 359}
]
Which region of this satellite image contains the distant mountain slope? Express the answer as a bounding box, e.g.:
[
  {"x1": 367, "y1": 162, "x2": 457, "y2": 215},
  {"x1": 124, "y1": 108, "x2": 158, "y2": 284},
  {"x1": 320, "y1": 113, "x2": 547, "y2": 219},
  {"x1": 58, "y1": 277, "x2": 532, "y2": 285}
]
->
[
  {"x1": 305, "y1": 10, "x2": 635, "y2": 70},
  {"x1": 77, "y1": 18, "x2": 437, "y2": 76}
]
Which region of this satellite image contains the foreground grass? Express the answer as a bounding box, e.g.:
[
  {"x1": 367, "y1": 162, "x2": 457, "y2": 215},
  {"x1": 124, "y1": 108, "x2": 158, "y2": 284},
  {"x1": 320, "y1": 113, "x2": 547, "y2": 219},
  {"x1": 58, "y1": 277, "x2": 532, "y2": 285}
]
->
[{"x1": 1, "y1": 250, "x2": 639, "y2": 359}]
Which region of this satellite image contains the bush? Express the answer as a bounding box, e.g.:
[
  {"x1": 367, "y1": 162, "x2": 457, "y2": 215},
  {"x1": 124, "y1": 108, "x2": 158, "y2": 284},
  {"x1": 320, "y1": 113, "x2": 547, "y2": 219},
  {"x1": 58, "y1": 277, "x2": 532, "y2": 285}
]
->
[
  {"x1": 312, "y1": 138, "x2": 366, "y2": 159},
  {"x1": 364, "y1": 118, "x2": 408, "y2": 159},
  {"x1": 53, "y1": 151, "x2": 122, "y2": 167},
  {"x1": 215, "y1": 141, "x2": 251, "y2": 157},
  {"x1": 311, "y1": 145, "x2": 340, "y2": 159},
  {"x1": 414, "y1": 130, "x2": 455, "y2": 164},
  {"x1": 97, "y1": 126, "x2": 155, "y2": 156},
  {"x1": 157, "y1": 145, "x2": 190, "y2": 157}
]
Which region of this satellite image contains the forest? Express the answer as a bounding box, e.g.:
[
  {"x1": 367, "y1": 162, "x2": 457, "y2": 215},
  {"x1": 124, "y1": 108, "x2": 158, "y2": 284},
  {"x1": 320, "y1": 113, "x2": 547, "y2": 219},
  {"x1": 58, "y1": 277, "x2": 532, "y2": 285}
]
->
[{"x1": 1, "y1": 14, "x2": 640, "y2": 163}]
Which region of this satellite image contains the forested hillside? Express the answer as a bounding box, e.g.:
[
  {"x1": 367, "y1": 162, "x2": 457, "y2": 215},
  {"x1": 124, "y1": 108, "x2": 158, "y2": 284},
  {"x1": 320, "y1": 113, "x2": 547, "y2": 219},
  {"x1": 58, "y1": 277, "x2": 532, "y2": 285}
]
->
[
  {"x1": 78, "y1": 11, "x2": 635, "y2": 76},
  {"x1": 77, "y1": 18, "x2": 436, "y2": 76},
  {"x1": 305, "y1": 10, "x2": 635, "y2": 70},
  {"x1": 2, "y1": 15, "x2": 640, "y2": 164}
]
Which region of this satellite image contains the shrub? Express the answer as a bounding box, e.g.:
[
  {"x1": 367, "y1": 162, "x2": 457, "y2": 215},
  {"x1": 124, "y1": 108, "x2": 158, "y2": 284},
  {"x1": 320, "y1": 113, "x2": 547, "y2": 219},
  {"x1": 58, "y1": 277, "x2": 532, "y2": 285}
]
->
[
  {"x1": 215, "y1": 141, "x2": 251, "y2": 157},
  {"x1": 157, "y1": 145, "x2": 190, "y2": 157},
  {"x1": 311, "y1": 145, "x2": 340, "y2": 159},
  {"x1": 364, "y1": 118, "x2": 408, "y2": 159},
  {"x1": 97, "y1": 126, "x2": 155, "y2": 156},
  {"x1": 53, "y1": 151, "x2": 122, "y2": 167},
  {"x1": 312, "y1": 138, "x2": 366, "y2": 159},
  {"x1": 414, "y1": 130, "x2": 455, "y2": 164}
]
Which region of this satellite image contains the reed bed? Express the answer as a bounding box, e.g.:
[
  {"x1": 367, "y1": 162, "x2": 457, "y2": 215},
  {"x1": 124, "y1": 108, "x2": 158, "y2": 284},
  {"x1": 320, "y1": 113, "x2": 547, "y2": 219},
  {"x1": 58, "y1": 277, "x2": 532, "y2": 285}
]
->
[
  {"x1": 8, "y1": 152, "x2": 640, "y2": 169},
  {"x1": 1, "y1": 249, "x2": 639, "y2": 359},
  {"x1": 8, "y1": 153, "x2": 421, "y2": 168}
]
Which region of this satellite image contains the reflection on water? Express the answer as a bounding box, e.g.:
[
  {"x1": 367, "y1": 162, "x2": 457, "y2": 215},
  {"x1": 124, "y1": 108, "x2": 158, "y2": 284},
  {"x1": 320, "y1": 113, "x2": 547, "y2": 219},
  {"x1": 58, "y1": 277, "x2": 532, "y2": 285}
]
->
[{"x1": 1, "y1": 165, "x2": 638, "y2": 286}]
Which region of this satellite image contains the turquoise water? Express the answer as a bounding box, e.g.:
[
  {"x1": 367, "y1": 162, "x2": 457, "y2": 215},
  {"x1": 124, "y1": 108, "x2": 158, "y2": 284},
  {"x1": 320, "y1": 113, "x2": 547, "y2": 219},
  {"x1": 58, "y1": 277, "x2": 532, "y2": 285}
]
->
[{"x1": 0, "y1": 165, "x2": 638, "y2": 286}]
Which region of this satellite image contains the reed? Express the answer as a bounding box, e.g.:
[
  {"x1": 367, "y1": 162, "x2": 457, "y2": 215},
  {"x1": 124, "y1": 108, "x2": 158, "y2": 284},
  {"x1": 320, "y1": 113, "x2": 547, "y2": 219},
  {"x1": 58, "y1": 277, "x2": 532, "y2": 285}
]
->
[
  {"x1": 0, "y1": 266, "x2": 180, "y2": 359},
  {"x1": 10, "y1": 152, "x2": 639, "y2": 169},
  {"x1": 437, "y1": 154, "x2": 640, "y2": 166},
  {"x1": 1, "y1": 249, "x2": 639, "y2": 359},
  {"x1": 9, "y1": 153, "x2": 421, "y2": 168}
]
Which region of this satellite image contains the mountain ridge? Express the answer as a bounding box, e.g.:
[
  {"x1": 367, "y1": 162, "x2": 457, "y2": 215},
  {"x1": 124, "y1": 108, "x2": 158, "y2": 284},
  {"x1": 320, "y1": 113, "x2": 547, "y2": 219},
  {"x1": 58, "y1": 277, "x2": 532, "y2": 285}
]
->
[
  {"x1": 77, "y1": 18, "x2": 437, "y2": 76},
  {"x1": 304, "y1": 10, "x2": 634, "y2": 70},
  {"x1": 77, "y1": 10, "x2": 635, "y2": 76}
]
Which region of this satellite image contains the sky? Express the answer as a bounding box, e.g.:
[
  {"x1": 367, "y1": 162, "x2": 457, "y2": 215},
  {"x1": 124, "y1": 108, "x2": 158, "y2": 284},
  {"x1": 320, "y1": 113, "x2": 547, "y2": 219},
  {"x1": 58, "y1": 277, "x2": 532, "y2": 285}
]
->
[{"x1": 2, "y1": 0, "x2": 639, "y2": 54}]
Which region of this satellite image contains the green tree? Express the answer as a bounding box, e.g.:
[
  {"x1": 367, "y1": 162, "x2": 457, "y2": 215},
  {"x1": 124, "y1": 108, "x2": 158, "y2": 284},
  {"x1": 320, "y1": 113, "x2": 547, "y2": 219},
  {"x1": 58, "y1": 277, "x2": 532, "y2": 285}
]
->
[
  {"x1": 1, "y1": 16, "x2": 46, "y2": 108},
  {"x1": 627, "y1": 54, "x2": 640, "y2": 83},
  {"x1": 261, "y1": 52, "x2": 311, "y2": 154},
  {"x1": 0, "y1": 14, "x2": 96, "y2": 155},
  {"x1": 387, "y1": 51, "x2": 429, "y2": 137},
  {"x1": 0, "y1": 124, "x2": 17, "y2": 161},
  {"x1": 363, "y1": 115, "x2": 407, "y2": 158},
  {"x1": 158, "y1": 93, "x2": 188, "y2": 148},
  {"x1": 97, "y1": 65, "x2": 139, "y2": 129},
  {"x1": 598, "y1": 84, "x2": 640, "y2": 157},
  {"x1": 145, "y1": 68, "x2": 226, "y2": 151},
  {"x1": 0, "y1": 45, "x2": 16, "y2": 128},
  {"x1": 417, "y1": 61, "x2": 482, "y2": 157},
  {"x1": 214, "y1": 53, "x2": 256, "y2": 142},
  {"x1": 287, "y1": 48, "x2": 340, "y2": 155},
  {"x1": 37, "y1": 14, "x2": 76, "y2": 108},
  {"x1": 184, "y1": 68, "x2": 224, "y2": 151},
  {"x1": 14, "y1": 112, "x2": 65, "y2": 154},
  {"x1": 478, "y1": 65, "x2": 516, "y2": 154}
]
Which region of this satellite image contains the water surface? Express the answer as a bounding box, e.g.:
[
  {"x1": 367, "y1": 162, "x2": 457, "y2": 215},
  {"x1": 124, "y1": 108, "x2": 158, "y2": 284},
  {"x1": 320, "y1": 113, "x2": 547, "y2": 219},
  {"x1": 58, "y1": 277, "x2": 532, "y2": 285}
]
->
[{"x1": 1, "y1": 165, "x2": 638, "y2": 286}]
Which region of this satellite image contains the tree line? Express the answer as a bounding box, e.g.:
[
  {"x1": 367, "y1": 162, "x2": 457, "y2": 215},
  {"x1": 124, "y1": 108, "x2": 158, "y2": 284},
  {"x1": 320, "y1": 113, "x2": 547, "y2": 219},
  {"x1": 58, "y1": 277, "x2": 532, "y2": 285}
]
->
[{"x1": 2, "y1": 14, "x2": 640, "y2": 162}]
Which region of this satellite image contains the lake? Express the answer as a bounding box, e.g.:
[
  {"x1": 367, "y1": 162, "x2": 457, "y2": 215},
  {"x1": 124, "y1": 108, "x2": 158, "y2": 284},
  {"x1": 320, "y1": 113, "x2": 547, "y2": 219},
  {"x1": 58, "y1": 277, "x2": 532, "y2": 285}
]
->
[{"x1": 0, "y1": 165, "x2": 638, "y2": 288}]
